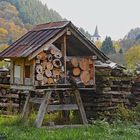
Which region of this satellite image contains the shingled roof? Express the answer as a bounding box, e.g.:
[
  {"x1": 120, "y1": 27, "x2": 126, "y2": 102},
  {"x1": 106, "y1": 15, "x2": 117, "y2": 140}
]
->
[{"x1": 0, "y1": 21, "x2": 108, "y2": 62}]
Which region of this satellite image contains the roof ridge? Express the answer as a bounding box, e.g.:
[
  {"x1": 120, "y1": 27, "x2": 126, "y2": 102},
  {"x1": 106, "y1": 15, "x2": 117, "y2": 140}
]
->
[
  {"x1": 35, "y1": 20, "x2": 69, "y2": 26},
  {"x1": 31, "y1": 20, "x2": 70, "y2": 31}
]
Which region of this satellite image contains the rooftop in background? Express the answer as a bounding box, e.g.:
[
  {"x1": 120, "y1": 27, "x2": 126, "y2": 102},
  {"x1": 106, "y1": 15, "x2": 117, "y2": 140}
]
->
[{"x1": 93, "y1": 26, "x2": 101, "y2": 38}]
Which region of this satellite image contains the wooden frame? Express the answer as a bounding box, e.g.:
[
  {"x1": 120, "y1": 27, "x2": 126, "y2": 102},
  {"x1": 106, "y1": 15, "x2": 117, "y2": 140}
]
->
[{"x1": 21, "y1": 89, "x2": 88, "y2": 128}]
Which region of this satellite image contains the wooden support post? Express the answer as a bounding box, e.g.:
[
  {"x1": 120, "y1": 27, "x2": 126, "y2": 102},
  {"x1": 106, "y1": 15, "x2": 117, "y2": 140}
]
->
[
  {"x1": 75, "y1": 90, "x2": 88, "y2": 124},
  {"x1": 21, "y1": 93, "x2": 30, "y2": 119},
  {"x1": 32, "y1": 59, "x2": 36, "y2": 85},
  {"x1": 34, "y1": 90, "x2": 52, "y2": 128},
  {"x1": 63, "y1": 35, "x2": 67, "y2": 84},
  {"x1": 10, "y1": 60, "x2": 14, "y2": 84},
  {"x1": 93, "y1": 59, "x2": 95, "y2": 86}
]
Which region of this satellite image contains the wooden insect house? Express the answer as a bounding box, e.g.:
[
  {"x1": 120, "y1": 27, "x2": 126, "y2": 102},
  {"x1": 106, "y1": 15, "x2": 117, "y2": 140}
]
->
[{"x1": 0, "y1": 21, "x2": 108, "y2": 127}]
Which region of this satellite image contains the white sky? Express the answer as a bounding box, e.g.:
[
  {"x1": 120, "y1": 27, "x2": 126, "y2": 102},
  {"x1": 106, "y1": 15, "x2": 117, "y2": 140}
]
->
[{"x1": 40, "y1": 0, "x2": 140, "y2": 40}]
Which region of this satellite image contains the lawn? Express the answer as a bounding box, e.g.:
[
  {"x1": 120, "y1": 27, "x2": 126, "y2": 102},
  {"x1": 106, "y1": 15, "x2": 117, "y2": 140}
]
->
[{"x1": 0, "y1": 116, "x2": 140, "y2": 140}]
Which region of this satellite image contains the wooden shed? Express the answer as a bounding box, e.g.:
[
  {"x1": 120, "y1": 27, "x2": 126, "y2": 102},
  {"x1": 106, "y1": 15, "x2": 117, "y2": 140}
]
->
[
  {"x1": 0, "y1": 21, "x2": 108, "y2": 90},
  {"x1": 0, "y1": 21, "x2": 109, "y2": 127}
]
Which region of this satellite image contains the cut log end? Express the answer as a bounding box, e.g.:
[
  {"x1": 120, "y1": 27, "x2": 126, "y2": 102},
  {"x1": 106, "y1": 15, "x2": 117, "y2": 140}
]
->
[
  {"x1": 80, "y1": 71, "x2": 90, "y2": 84},
  {"x1": 79, "y1": 58, "x2": 89, "y2": 71},
  {"x1": 36, "y1": 65, "x2": 43, "y2": 74},
  {"x1": 36, "y1": 74, "x2": 44, "y2": 81},
  {"x1": 73, "y1": 67, "x2": 81, "y2": 76},
  {"x1": 71, "y1": 57, "x2": 78, "y2": 67}
]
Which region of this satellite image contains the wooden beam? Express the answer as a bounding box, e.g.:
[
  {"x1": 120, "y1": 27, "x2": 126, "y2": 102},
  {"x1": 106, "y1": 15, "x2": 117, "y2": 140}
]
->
[
  {"x1": 47, "y1": 104, "x2": 78, "y2": 111},
  {"x1": 34, "y1": 90, "x2": 52, "y2": 128},
  {"x1": 93, "y1": 60, "x2": 95, "y2": 85},
  {"x1": 0, "y1": 84, "x2": 10, "y2": 88},
  {"x1": 23, "y1": 59, "x2": 25, "y2": 85},
  {"x1": 63, "y1": 35, "x2": 67, "y2": 84},
  {"x1": 66, "y1": 56, "x2": 97, "y2": 60},
  {"x1": 21, "y1": 93, "x2": 30, "y2": 119},
  {"x1": 44, "y1": 124, "x2": 89, "y2": 129},
  {"x1": 10, "y1": 59, "x2": 14, "y2": 84},
  {"x1": 0, "y1": 94, "x2": 18, "y2": 98},
  {"x1": 28, "y1": 29, "x2": 67, "y2": 60},
  {"x1": 29, "y1": 98, "x2": 43, "y2": 104},
  {"x1": 74, "y1": 90, "x2": 88, "y2": 124},
  {"x1": 32, "y1": 59, "x2": 36, "y2": 85},
  {"x1": 10, "y1": 85, "x2": 34, "y2": 90},
  {"x1": 0, "y1": 103, "x2": 19, "y2": 107},
  {"x1": 34, "y1": 87, "x2": 95, "y2": 91}
]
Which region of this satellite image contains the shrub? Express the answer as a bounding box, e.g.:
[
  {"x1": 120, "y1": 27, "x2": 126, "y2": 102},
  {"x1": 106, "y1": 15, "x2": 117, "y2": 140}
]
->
[{"x1": 115, "y1": 104, "x2": 140, "y2": 122}]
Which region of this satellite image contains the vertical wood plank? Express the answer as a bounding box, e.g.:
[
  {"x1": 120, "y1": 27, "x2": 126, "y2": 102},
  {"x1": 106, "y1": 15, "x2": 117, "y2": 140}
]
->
[
  {"x1": 10, "y1": 59, "x2": 14, "y2": 84},
  {"x1": 32, "y1": 59, "x2": 35, "y2": 86},
  {"x1": 21, "y1": 92, "x2": 30, "y2": 119},
  {"x1": 75, "y1": 90, "x2": 88, "y2": 124},
  {"x1": 23, "y1": 59, "x2": 25, "y2": 85},
  {"x1": 93, "y1": 60, "x2": 95, "y2": 86},
  {"x1": 63, "y1": 35, "x2": 67, "y2": 84},
  {"x1": 21, "y1": 59, "x2": 24, "y2": 85},
  {"x1": 34, "y1": 90, "x2": 52, "y2": 128}
]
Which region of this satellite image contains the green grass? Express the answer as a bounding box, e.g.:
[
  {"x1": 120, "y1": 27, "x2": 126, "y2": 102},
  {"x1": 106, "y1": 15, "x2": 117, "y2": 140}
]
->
[{"x1": 0, "y1": 116, "x2": 140, "y2": 140}]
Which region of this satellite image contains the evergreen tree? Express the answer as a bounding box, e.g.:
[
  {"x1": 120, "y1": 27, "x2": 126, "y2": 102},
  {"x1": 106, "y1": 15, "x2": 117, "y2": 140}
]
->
[
  {"x1": 4, "y1": 0, "x2": 63, "y2": 25},
  {"x1": 79, "y1": 27, "x2": 91, "y2": 40},
  {"x1": 119, "y1": 48, "x2": 123, "y2": 54},
  {"x1": 101, "y1": 36, "x2": 116, "y2": 55}
]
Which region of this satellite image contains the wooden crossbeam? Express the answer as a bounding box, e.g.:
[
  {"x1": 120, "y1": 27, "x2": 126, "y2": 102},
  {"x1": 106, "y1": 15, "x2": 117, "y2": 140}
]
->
[
  {"x1": 47, "y1": 104, "x2": 78, "y2": 111},
  {"x1": 29, "y1": 98, "x2": 43, "y2": 104}
]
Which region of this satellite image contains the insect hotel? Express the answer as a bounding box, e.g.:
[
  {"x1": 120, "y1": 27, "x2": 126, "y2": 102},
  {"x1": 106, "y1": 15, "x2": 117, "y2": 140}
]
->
[{"x1": 0, "y1": 21, "x2": 108, "y2": 127}]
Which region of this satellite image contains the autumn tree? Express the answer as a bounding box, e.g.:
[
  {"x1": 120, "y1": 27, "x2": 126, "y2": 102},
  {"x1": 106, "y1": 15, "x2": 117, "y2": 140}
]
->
[
  {"x1": 113, "y1": 41, "x2": 121, "y2": 53},
  {"x1": 125, "y1": 45, "x2": 140, "y2": 69},
  {"x1": 95, "y1": 40, "x2": 102, "y2": 49}
]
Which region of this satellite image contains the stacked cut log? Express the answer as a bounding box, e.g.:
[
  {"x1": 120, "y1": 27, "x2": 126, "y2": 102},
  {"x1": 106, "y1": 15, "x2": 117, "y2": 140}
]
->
[
  {"x1": 130, "y1": 76, "x2": 140, "y2": 106},
  {"x1": 67, "y1": 57, "x2": 94, "y2": 86},
  {"x1": 80, "y1": 68, "x2": 132, "y2": 120},
  {"x1": 35, "y1": 48, "x2": 64, "y2": 85},
  {"x1": 0, "y1": 88, "x2": 19, "y2": 115},
  {"x1": 81, "y1": 90, "x2": 131, "y2": 119},
  {"x1": 0, "y1": 77, "x2": 10, "y2": 84}
]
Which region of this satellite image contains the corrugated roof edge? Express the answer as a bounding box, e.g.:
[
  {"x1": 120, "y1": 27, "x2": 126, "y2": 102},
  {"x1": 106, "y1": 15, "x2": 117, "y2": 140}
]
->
[{"x1": 0, "y1": 21, "x2": 70, "y2": 59}]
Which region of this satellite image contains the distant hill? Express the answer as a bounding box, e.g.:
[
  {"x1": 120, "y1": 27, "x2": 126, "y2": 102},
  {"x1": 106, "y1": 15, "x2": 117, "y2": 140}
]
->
[
  {"x1": 0, "y1": 0, "x2": 64, "y2": 52},
  {"x1": 0, "y1": 0, "x2": 92, "y2": 53},
  {"x1": 120, "y1": 27, "x2": 140, "y2": 52},
  {"x1": 4, "y1": 0, "x2": 63, "y2": 25},
  {"x1": 124, "y1": 28, "x2": 140, "y2": 40},
  {"x1": 108, "y1": 27, "x2": 140, "y2": 68}
]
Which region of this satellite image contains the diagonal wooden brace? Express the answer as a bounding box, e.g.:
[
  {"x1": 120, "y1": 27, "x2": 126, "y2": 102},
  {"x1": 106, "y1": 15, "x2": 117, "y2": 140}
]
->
[
  {"x1": 34, "y1": 90, "x2": 52, "y2": 128},
  {"x1": 74, "y1": 90, "x2": 88, "y2": 124},
  {"x1": 21, "y1": 93, "x2": 31, "y2": 119}
]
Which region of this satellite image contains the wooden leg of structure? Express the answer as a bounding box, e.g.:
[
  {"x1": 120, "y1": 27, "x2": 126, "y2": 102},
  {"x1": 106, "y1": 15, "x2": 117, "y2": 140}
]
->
[
  {"x1": 75, "y1": 90, "x2": 88, "y2": 124},
  {"x1": 34, "y1": 91, "x2": 52, "y2": 128},
  {"x1": 21, "y1": 93, "x2": 30, "y2": 119}
]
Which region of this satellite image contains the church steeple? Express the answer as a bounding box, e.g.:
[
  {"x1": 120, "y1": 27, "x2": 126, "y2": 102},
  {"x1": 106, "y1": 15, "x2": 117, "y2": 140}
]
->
[{"x1": 91, "y1": 26, "x2": 101, "y2": 42}]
